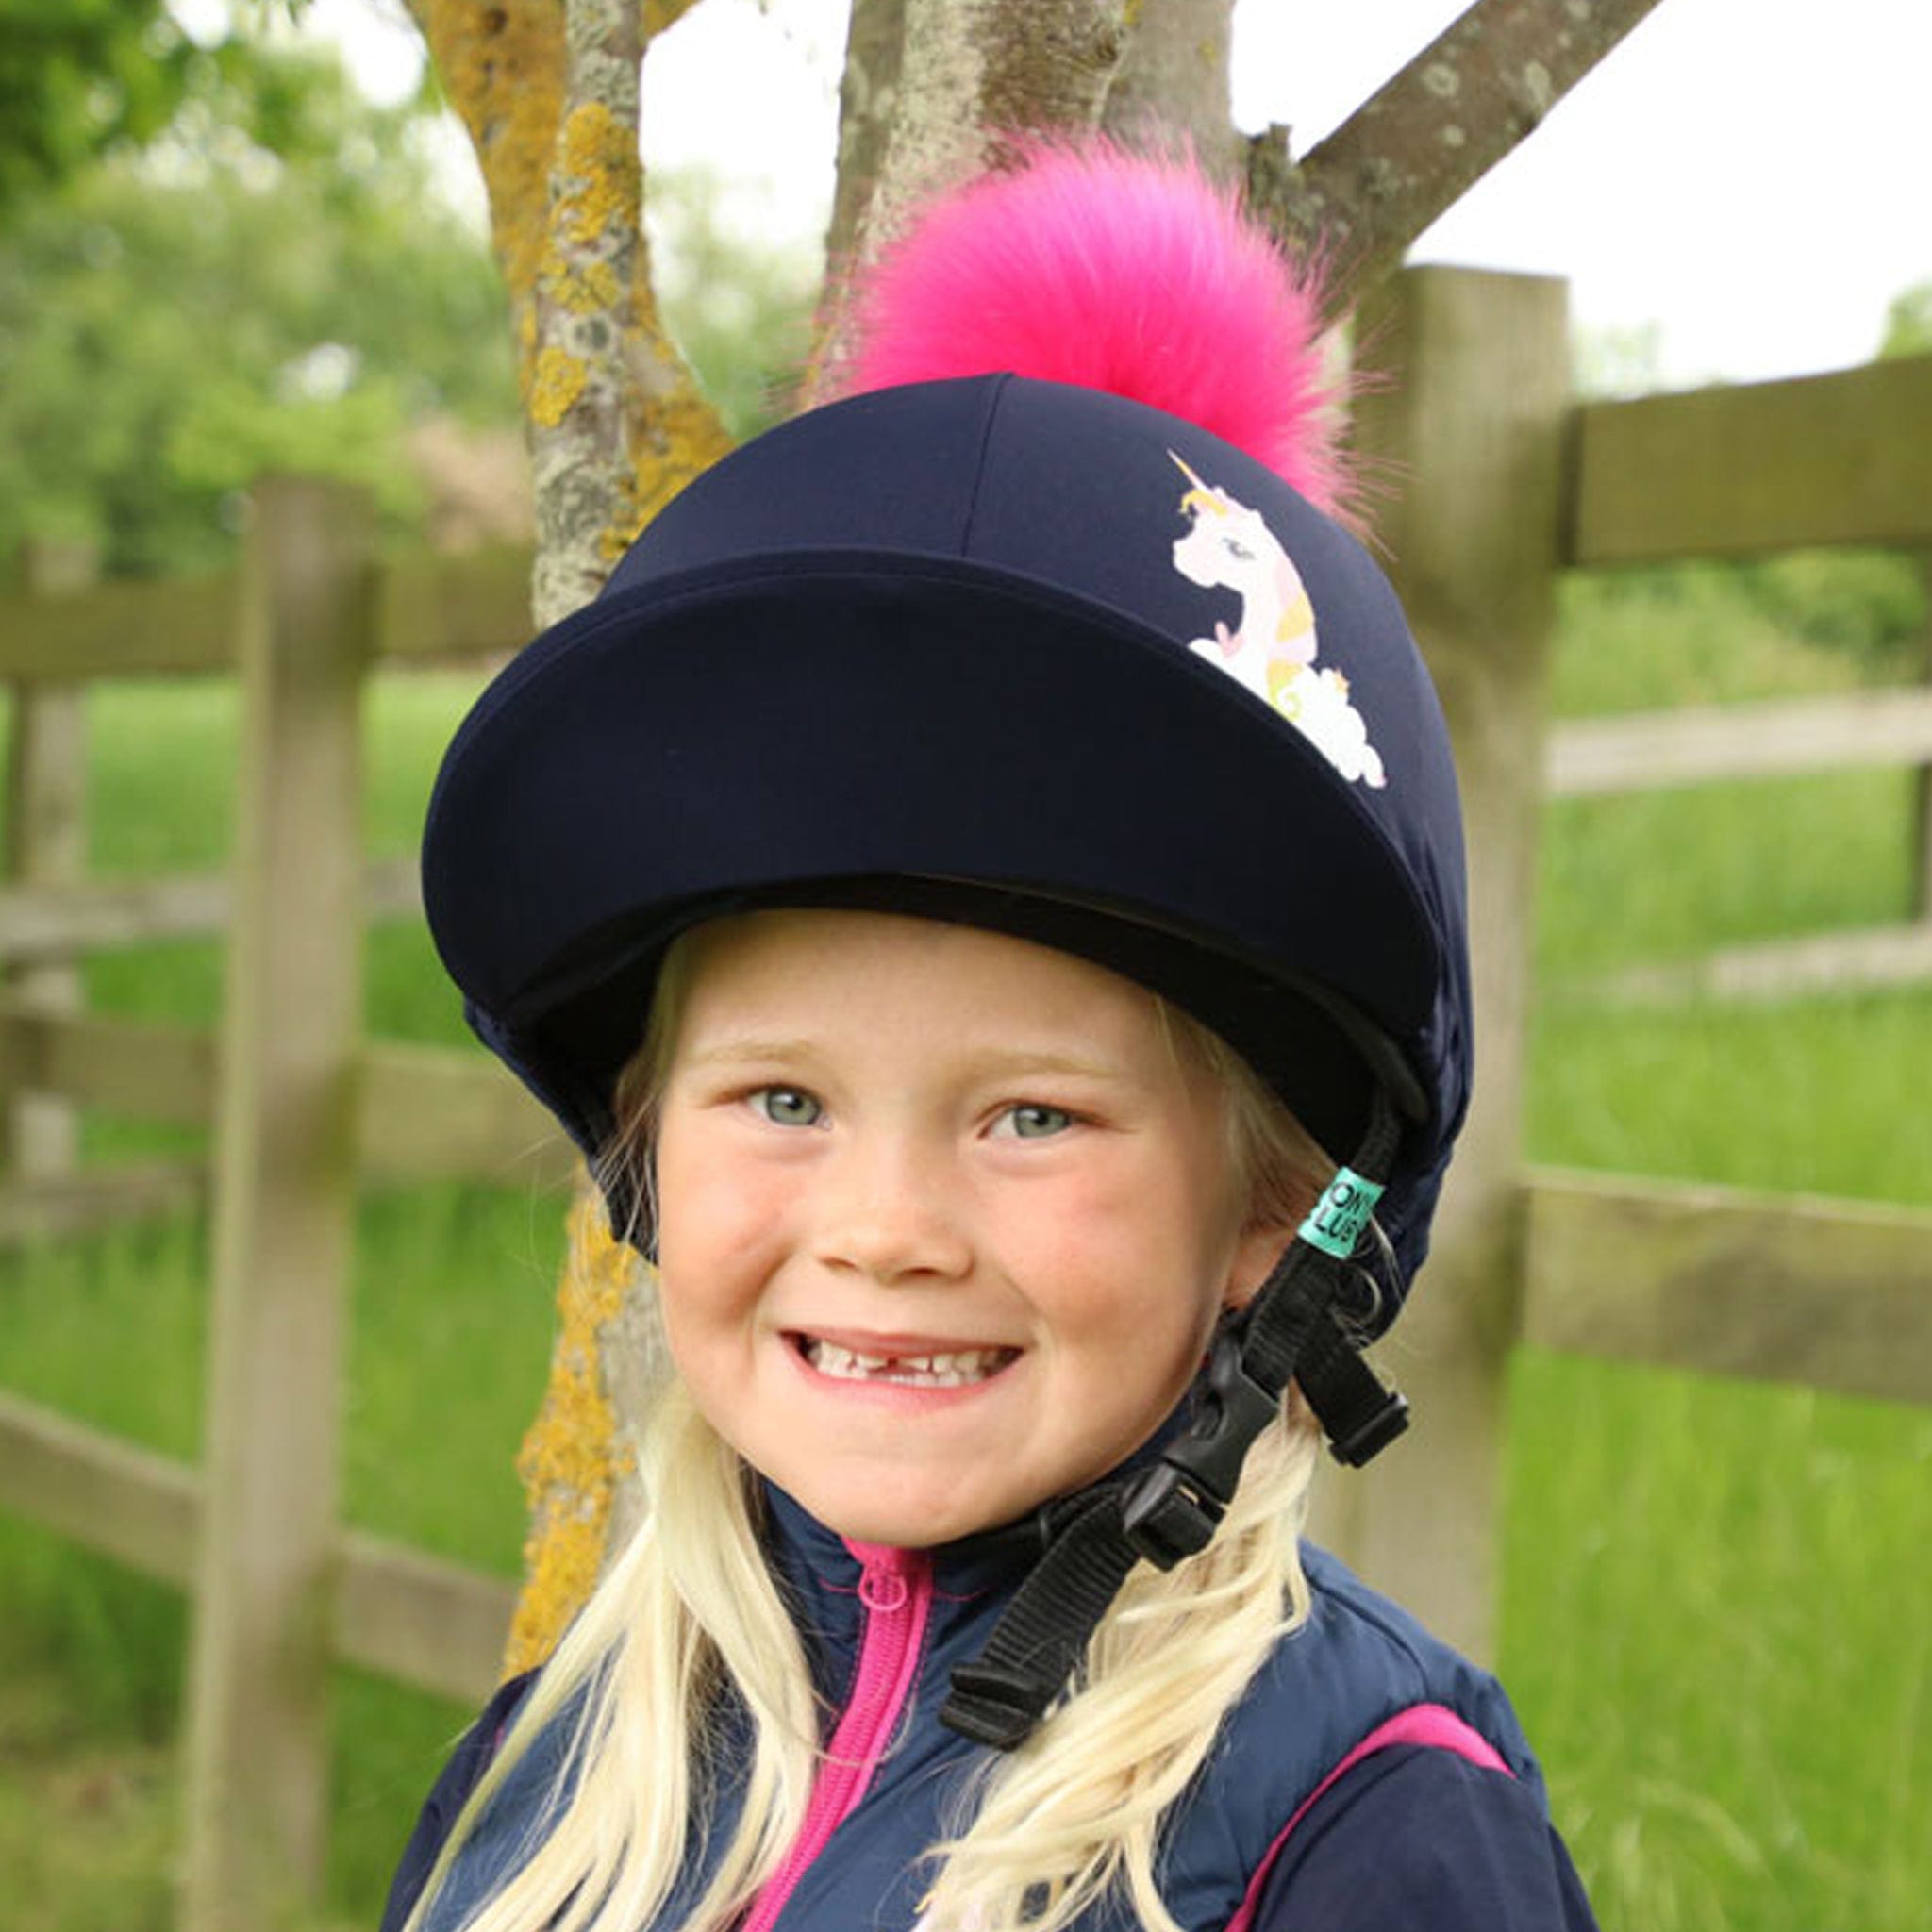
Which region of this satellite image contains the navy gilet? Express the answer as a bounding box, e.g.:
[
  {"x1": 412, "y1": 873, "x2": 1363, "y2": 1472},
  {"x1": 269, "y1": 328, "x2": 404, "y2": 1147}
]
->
[{"x1": 397, "y1": 1485, "x2": 1543, "y2": 1932}]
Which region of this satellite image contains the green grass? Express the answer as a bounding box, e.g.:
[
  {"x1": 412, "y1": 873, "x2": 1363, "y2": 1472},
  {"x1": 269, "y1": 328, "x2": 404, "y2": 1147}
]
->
[
  {"x1": 1, "y1": 576, "x2": 1929, "y2": 1930},
  {"x1": 1501, "y1": 1355, "x2": 1932, "y2": 1932}
]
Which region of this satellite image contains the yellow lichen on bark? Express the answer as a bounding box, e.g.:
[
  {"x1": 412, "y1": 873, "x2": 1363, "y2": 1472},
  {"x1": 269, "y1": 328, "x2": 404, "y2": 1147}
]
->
[
  {"x1": 643, "y1": 0, "x2": 704, "y2": 34},
  {"x1": 549, "y1": 258, "x2": 622, "y2": 314},
  {"x1": 504, "y1": 1185, "x2": 641, "y2": 1675},
  {"x1": 600, "y1": 365, "x2": 735, "y2": 561},
  {"x1": 529, "y1": 344, "x2": 588, "y2": 428},
  {"x1": 558, "y1": 100, "x2": 640, "y2": 247},
  {"x1": 408, "y1": 1, "x2": 567, "y2": 391}
]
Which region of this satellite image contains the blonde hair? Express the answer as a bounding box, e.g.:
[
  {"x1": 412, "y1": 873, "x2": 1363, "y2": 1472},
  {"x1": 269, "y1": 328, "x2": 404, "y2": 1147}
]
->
[{"x1": 402, "y1": 927, "x2": 1338, "y2": 1932}]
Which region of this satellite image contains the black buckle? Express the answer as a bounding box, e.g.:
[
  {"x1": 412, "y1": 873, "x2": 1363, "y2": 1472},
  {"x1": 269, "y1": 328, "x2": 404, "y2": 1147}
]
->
[
  {"x1": 942, "y1": 1658, "x2": 1065, "y2": 1749},
  {"x1": 1297, "y1": 1314, "x2": 1412, "y2": 1469},
  {"x1": 1326, "y1": 1384, "x2": 1410, "y2": 1467},
  {"x1": 1121, "y1": 1328, "x2": 1278, "y2": 1569}
]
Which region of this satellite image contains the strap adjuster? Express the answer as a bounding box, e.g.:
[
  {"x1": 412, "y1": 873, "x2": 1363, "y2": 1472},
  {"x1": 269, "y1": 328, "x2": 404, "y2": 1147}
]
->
[
  {"x1": 1119, "y1": 1463, "x2": 1222, "y2": 1568},
  {"x1": 1326, "y1": 1384, "x2": 1409, "y2": 1466},
  {"x1": 1296, "y1": 1313, "x2": 1411, "y2": 1467},
  {"x1": 942, "y1": 1657, "x2": 1069, "y2": 1749},
  {"x1": 1121, "y1": 1327, "x2": 1279, "y2": 1570}
]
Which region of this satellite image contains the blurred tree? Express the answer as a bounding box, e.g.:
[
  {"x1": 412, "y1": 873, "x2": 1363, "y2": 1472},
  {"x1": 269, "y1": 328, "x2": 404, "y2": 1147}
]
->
[
  {"x1": 1880, "y1": 281, "x2": 1932, "y2": 358},
  {"x1": 648, "y1": 164, "x2": 818, "y2": 440},
  {"x1": 0, "y1": 41, "x2": 518, "y2": 577},
  {"x1": 0, "y1": 0, "x2": 198, "y2": 214},
  {"x1": 1573, "y1": 319, "x2": 1667, "y2": 402}
]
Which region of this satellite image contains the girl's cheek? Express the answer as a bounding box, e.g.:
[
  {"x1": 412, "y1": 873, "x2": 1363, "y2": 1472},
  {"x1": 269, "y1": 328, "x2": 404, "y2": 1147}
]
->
[
  {"x1": 666, "y1": 1163, "x2": 791, "y2": 1247},
  {"x1": 657, "y1": 1137, "x2": 774, "y2": 1257}
]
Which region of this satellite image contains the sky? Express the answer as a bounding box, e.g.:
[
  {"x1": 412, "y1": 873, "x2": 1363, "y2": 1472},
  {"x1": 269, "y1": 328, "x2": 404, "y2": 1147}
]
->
[{"x1": 294, "y1": 0, "x2": 1932, "y2": 390}]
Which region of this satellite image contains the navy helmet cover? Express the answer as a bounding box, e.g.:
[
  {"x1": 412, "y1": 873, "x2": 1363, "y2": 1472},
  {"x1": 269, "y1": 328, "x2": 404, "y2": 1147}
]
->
[{"x1": 420, "y1": 373, "x2": 1473, "y2": 1330}]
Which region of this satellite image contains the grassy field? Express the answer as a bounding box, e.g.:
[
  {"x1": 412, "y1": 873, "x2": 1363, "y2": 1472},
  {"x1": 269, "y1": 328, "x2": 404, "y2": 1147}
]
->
[{"x1": 1, "y1": 566, "x2": 1928, "y2": 1930}]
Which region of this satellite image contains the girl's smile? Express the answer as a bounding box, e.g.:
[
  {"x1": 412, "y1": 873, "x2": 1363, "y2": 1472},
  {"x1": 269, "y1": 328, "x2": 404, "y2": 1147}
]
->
[
  {"x1": 787, "y1": 1330, "x2": 1020, "y2": 1388},
  {"x1": 651, "y1": 908, "x2": 1286, "y2": 1546}
]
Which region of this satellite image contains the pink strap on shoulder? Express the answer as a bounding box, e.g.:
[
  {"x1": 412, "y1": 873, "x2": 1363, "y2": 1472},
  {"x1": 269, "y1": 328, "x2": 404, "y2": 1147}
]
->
[{"x1": 1222, "y1": 1704, "x2": 1512, "y2": 1932}]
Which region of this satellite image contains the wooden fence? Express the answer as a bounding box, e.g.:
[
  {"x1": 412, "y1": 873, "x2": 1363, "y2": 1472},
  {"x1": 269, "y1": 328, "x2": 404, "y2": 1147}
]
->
[{"x1": 0, "y1": 267, "x2": 1928, "y2": 1929}]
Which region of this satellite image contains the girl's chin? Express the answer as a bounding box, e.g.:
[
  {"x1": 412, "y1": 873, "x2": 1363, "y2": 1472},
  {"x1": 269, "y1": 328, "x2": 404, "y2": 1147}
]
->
[{"x1": 786, "y1": 1469, "x2": 1045, "y2": 1548}]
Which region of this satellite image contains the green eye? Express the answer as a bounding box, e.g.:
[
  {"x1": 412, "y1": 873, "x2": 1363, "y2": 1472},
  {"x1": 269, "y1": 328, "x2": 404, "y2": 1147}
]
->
[
  {"x1": 754, "y1": 1087, "x2": 823, "y2": 1127},
  {"x1": 1005, "y1": 1103, "x2": 1074, "y2": 1139}
]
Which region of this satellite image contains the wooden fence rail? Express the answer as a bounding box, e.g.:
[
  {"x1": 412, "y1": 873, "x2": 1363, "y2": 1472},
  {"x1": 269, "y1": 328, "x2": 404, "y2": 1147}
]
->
[
  {"x1": 0, "y1": 541, "x2": 530, "y2": 685},
  {"x1": 0, "y1": 1388, "x2": 514, "y2": 1705},
  {"x1": 1568, "y1": 356, "x2": 1932, "y2": 566},
  {"x1": 0, "y1": 857, "x2": 421, "y2": 963},
  {"x1": 1, "y1": 294, "x2": 1930, "y2": 1931},
  {"x1": 1522, "y1": 1168, "x2": 1932, "y2": 1407},
  {"x1": 1546, "y1": 687, "x2": 1932, "y2": 796},
  {"x1": 0, "y1": 1001, "x2": 573, "y2": 1183}
]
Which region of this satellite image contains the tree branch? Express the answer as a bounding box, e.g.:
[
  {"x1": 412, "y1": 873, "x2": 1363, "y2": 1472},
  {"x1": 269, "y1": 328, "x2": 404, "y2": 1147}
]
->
[
  {"x1": 810, "y1": 0, "x2": 1131, "y2": 391},
  {"x1": 824, "y1": 0, "x2": 908, "y2": 275},
  {"x1": 526, "y1": 0, "x2": 730, "y2": 628},
  {"x1": 1246, "y1": 0, "x2": 1669, "y2": 308},
  {"x1": 1101, "y1": 0, "x2": 1237, "y2": 173},
  {"x1": 404, "y1": 0, "x2": 568, "y2": 372}
]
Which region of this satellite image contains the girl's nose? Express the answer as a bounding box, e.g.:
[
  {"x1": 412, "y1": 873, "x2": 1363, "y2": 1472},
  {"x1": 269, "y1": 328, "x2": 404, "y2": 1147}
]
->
[{"x1": 810, "y1": 1136, "x2": 974, "y2": 1285}]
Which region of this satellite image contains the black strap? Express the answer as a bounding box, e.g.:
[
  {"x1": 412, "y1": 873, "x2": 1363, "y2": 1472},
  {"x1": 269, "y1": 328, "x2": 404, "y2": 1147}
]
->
[
  {"x1": 940, "y1": 1489, "x2": 1142, "y2": 1748},
  {"x1": 1296, "y1": 1308, "x2": 1410, "y2": 1466}
]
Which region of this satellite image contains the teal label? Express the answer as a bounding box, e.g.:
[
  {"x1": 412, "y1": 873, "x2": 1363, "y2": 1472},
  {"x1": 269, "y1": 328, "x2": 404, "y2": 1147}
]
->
[{"x1": 1299, "y1": 1167, "x2": 1384, "y2": 1259}]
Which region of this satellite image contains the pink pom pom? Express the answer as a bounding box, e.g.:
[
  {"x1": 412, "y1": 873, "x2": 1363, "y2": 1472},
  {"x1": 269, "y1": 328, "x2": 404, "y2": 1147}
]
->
[{"x1": 839, "y1": 142, "x2": 1346, "y2": 514}]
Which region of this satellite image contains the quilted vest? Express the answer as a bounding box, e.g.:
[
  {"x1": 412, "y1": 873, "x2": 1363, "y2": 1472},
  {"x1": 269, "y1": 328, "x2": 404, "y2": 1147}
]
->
[{"x1": 417, "y1": 1478, "x2": 1541, "y2": 1932}]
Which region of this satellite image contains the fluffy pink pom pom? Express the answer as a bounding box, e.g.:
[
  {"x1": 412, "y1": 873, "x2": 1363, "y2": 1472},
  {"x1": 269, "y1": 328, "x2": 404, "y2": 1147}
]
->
[{"x1": 839, "y1": 142, "x2": 1346, "y2": 514}]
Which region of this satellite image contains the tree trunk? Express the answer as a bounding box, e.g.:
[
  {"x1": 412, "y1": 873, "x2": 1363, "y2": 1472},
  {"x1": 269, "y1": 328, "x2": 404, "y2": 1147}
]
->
[
  {"x1": 404, "y1": 0, "x2": 728, "y2": 628},
  {"x1": 1100, "y1": 0, "x2": 1235, "y2": 173},
  {"x1": 812, "y1": 0, "x2": 1131, "y2": 383},
  {"x1": 525, "y1": 0, "x2": 733, "y2": 626},
  {"x1": 403, "y1": 0, "x2": 725, "y2": 1673}
]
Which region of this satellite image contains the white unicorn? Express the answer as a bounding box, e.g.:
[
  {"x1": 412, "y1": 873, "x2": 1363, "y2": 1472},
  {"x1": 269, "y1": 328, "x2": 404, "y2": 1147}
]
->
[{"x1": 1170, "y1": 452, "x2": 1386, "y2": 789}]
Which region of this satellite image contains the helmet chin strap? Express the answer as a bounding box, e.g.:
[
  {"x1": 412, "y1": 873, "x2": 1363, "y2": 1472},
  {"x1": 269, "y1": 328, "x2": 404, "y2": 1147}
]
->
[{"x1": 939, "y1": 1086, "x2": 1409, "y2": 1752}]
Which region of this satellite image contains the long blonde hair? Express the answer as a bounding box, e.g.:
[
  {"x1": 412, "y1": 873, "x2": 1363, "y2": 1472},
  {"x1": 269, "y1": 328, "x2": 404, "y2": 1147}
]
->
[{"x1": 402, "y1": 929, "x2": 1338, "y2": 1932}]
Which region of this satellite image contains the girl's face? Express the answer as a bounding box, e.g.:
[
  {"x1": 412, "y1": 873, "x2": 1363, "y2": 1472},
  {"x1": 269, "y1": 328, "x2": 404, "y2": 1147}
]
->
[{"x1": 652, "y1": 908, "x2": 1288, "y2": 1547}]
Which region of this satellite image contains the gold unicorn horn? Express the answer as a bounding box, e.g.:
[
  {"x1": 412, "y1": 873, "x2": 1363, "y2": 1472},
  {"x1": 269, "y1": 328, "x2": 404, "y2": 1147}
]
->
[{"x1": 1169, "y1": 449, "x2": 1224, "y2": 518}]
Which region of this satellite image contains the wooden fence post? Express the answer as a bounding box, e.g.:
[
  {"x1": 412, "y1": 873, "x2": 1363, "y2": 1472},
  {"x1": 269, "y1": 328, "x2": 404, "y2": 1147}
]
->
[
  {"x1": 181, "y1": 478, "x2": 372, "y2": 1932},
  {"x1": 1912, "y1": 553, "x2": 1932, "y2": 923},
  {"x1": 2, "y1": 540, "x2": 93, "y2": 1177},
  {"x1": 1308, "y1": 268, "x2": 1570, "y2": 1661}
]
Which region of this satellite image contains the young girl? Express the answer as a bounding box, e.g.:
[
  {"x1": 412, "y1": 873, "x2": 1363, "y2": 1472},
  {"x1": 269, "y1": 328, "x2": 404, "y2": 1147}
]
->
[{"x1": 391, "y1": 144, "x2": 1598, "y2": 1931}]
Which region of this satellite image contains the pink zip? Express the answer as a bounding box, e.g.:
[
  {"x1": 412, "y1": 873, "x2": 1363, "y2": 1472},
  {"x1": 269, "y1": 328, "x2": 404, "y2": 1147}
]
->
[{"x1": 739, "y1": 1541, "x2": 934, "y2": 1932}]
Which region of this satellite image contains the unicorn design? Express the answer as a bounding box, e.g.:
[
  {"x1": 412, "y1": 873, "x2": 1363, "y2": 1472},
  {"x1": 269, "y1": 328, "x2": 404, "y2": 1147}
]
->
[{"x1": 1170, "y1": 453, "x2": 1386, "y2": 789}]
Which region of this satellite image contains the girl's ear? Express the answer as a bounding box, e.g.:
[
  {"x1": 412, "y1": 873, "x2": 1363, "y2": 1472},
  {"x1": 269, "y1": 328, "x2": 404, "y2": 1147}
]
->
[{"x1": 1224, "y1": 1223, "x2": 1295, "y2": 1311}]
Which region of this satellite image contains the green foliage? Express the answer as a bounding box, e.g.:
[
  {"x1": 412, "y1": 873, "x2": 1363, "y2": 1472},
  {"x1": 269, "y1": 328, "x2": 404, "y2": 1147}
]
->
[
  {"x1": 648, "y1": 165, "x2": 820, "y2": 441},
  {"x1": 1504, "y1": 1353, "x2": 1932, "y2": 1932},
  {"x1": 0, "y1": 0, "x2": 197, "y2": 215},
  {"x1": 1736, "y1": 547, "x2": 1925, "y2": 672},
  {"x1": 0, "y1": 42, "x2": 516, "y2": 578},
  {"x1": 1551, "y1": 562, "x2": 1869, "y2": 718},
  {"x1": 1561, "y1": 549, "x2": 1924, "y2": 703},
  {"x1": 1880, "y1": 281, "x2": 1932, "y2": 358}
]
